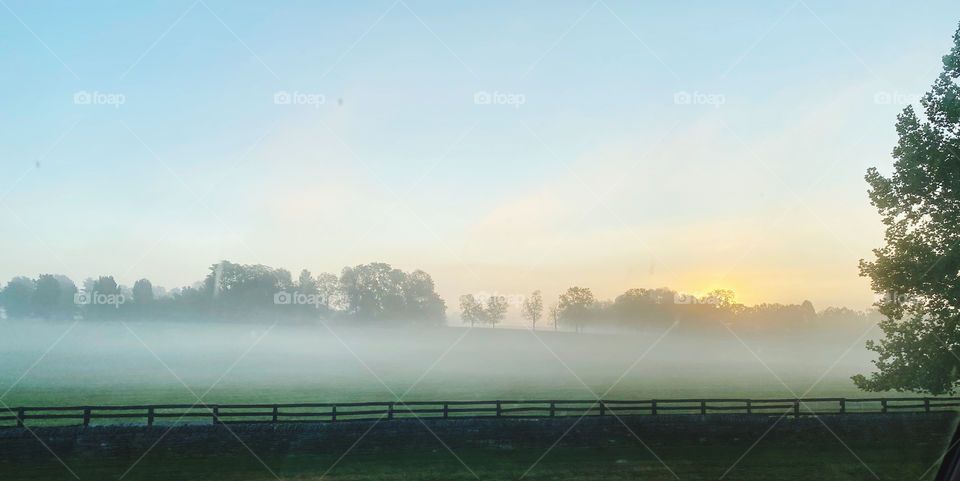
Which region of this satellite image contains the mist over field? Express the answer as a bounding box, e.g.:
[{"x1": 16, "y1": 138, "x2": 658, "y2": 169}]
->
[
  {"x1": 0, "y1": 318, "x2": 884, "y2": 407},
  {"x1": 5, "y1": 2, "x2": 960, "y2": 479}
]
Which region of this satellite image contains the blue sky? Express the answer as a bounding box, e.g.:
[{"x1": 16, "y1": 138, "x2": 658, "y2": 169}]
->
[{"x1": 2, "y1": 0, "x2": 960, "y2": 314}]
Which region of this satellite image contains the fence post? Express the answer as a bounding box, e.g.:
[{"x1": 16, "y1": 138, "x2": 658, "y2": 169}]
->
[
  {"x1": 881, "y1": 399, "x2": 887, "y2": 413},
  {"x1": 17, "y1": 408, "x2": 25, "y2": 428},
  {"x1": 925, "y1": 398, "x2": 931, "y2": 413},
  {"x1": 651, "y1": 400, "x2": 657, "y2": 415},
  {"x1": 793, "y1": 400, "x2": 800, "y2": 417},
  {"x1": 83, "y1": 408, "x2": 91, "y2": 427},
  {"x1": 272, "y1": 406, "x2": 279, "y2": 423},
  {"x1": 746, "y1": 400, "x2": 752, "y2": 414},
  {"x1": 443, "y1": 403, "x2": 449, "y2": 419},
  {"x1": 212, "y1": 406, "x2": 220, "y2": 425},
  {"x1": 330, "y1": 405, "x2": 336, "y2": 422},
  {"x1": 549, "y1": 402, "x2": 555, "y2": 417},
  {"x1": 387, "y1": 402, "x2": 394, "y2": 420},
  {"x1": 839, "y1": 399, "x2": 846, "y2": 414},
  {"x1": 599, "y1": 401, "x2": 605, "y2": 417},
  {"x1": 496, "y1": 401, "x2": 502, "y2": 417},
  {"x1": 700, "y1": 401, "x2": 706, "y2": 415},
  {"x1": 147, "y1": 407, "x2": 154, "y2": 426}
]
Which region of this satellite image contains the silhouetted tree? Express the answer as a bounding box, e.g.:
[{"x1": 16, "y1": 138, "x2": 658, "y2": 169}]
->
[
  {"x1": 339, "y1": 263, "x2": 445, "y2": 323},
  {"x1": 484, "y1": 295, "x2": 508, "y2": 328},
  {"x1": 133, "y1": 279, "x2": 154, "y2": 305},
  {"x1": 53, "y1": 275, "x2": 78, "y2": 317},
  {"x1": 521, "y1": 290, "x2": 543, "y2": 330},
  {"x1": 84, "y1": 276, "x2": 123, "y2": 319},
  {"x1": 32, "y1": 275, "x2": 61, "y2": 319},
  {"x1": 854, "y1": 23, "x2": 960, "y2": 394},
  {"x1": 401, "y1": 270, "x2": 446, "y2": 325},
  {"x1": 316, "y1": 272, "x2": 340, "y2": 312},
  {"x1": 459, "y1": 294, "x2": 484, "y2": 327},
  {"x1": 297, "y1": 269, "x2": 318, "y2": 295},
  {"x1": 203, "y1": 261, "x2": 293, "y2": 318},
  {"x1": 340, "y1": 263, "x2": 406, "y2": 321},
  {"x1": 1, "y1": 277, "x2": 34, "y2": 318},
  {"x1": 558, "y1": 286, "x2": 595, "y2": 332}
]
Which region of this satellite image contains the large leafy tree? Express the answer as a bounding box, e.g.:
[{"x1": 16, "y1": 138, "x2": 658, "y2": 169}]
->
[
  {"x1": 203, "y1": 261, "x2": 293, "y2": 317},
  {"x1": 85, "y1": 275, "x2": 123, "y2": 319},
  {"x1": 1, "y1": 276, "x2": 35, "y2": 318},
  {"x1": 316, "y1": 272, "x2": 341, "y2": 312},
  {"x1": 132, "y1": 278, "x2": 154, "y2": 305},
  {"x1": 401, "y1": 270, "x2": 446, "y2": 325},
  {"x1": 32, "y1": 274, "x2": 62, "y2": 319},
  {"x1": 558, "y1": 286, "x2": 595, "y2": 332},
  {"x1": 339, "y1": 263, "x2": 445, "y2": 323},
  {"x1": 853, "y1": 24, "x2": 960, "y2": 394},
  {"x1": 339, "y1": 263, "x2": 406, "y2": 321}
]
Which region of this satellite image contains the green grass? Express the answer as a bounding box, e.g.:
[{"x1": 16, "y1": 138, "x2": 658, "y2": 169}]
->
[{"x1": 0, "y1": 444, "x2": 946, "y2": 481}]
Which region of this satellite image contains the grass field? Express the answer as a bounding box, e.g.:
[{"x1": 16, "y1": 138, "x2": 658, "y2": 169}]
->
[
  {"x1": 0, "y1": 320, "x2": 900, "y2": 407},
  {"x1": 0, "y1": 444, "x2": 948, "y2": 481}
]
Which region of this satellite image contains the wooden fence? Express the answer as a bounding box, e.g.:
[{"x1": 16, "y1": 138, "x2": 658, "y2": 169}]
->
[{"x1": 3, "y1": 398, "x2": 959, "y2": 428}]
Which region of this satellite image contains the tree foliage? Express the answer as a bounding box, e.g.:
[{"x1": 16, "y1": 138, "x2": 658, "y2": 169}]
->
[
  {"x1": 0, "y1": 261, "x2": 446, "y2": 325},
  {"x1": 853, "y1": 24, "x2": 960, "y2": 394},
  {"x1": 558, "y1": 287, "x2": 595, "y2": 332}
]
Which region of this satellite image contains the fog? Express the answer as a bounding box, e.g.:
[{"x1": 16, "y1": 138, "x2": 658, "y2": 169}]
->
[{"x1": 0, "y1": 319, "x2": 886, "y2": 407}]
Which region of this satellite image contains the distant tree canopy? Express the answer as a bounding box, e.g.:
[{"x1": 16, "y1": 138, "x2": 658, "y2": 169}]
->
[
  {"x1": 339, "y1": 263, "x2": 446, "y2": 323},
  {"x1": 457, "y1": 286, "x2": 873, "y2": 334},
  {"x1": 558, "y1": 287, "x2": 595, "y2": 332},
  {"x1": 853, "y1": 24, "x2": 960, "y2": 395},
  {"x1": 0, "y1": 261, "x2": 446, "y2": 325},
  {"x1": 0, "y1": 275, "x2": 77, "y2": 320}
]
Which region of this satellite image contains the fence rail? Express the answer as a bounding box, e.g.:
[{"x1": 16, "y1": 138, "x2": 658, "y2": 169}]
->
[{"x1": 3, "y1": 397, "x2": 959, "y2": 428}]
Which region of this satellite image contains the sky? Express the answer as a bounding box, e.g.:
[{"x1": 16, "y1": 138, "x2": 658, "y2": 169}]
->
[{"x1": 2, "y1": 0, "x2": 960, "y2": 316}]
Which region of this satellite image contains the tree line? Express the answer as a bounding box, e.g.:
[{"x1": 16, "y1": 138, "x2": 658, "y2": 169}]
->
[
  {"x1": 461, "y1": 286, "x2": 878, "y2": 333},
  {"x1": 0, "y1": 261, "x2": 446, "y2": 325}
]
